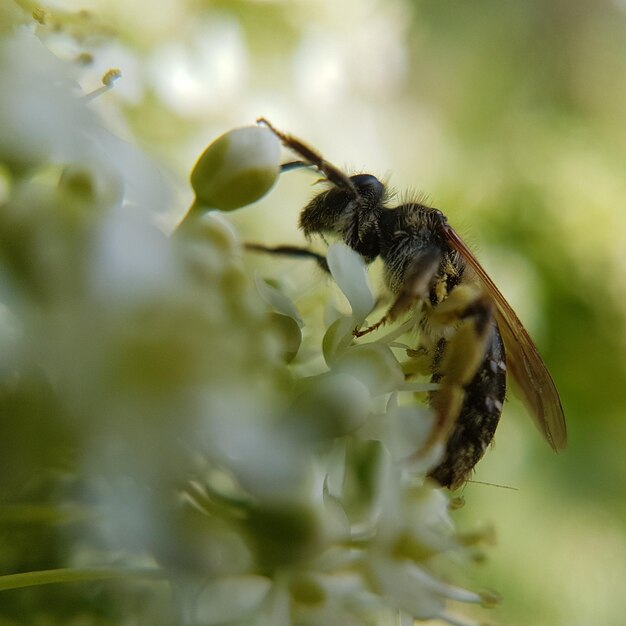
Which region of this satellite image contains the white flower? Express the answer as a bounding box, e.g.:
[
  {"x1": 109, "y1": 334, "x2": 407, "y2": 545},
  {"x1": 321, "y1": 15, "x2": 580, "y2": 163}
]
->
[
  {"x1": 0, "y1": 31, "x2": 87, "y2": 169},
  {"x1": 327, "y1": 242, "x2": 376, "y2": 324}
]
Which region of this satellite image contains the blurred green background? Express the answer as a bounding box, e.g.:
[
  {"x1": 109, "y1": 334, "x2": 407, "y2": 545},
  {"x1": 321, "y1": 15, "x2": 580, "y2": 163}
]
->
[{"x1": 6, "y1": 0, "x2": 626, "y2": 624}]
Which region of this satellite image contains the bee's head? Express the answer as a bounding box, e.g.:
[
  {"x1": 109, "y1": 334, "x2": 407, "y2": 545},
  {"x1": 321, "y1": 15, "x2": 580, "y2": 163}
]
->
[{"x1": 299, "y1": 174, "x2": 385, "y2": 259}]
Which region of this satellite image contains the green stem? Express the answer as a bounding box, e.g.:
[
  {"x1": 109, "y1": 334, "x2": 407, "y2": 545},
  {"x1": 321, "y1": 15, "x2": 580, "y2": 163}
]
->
[
  {"x1": 0, "y1": 567, "x2": 165, "y2": 592},
  {"x1": 173, "y1": 200, "x2": 215, "y2": 236}
]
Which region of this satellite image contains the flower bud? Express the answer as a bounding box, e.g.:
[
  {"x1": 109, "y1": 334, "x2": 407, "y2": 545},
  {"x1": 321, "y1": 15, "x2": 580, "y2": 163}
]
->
[{"x1": 190, "y1": 125, "x2": 281, "y2": 212}]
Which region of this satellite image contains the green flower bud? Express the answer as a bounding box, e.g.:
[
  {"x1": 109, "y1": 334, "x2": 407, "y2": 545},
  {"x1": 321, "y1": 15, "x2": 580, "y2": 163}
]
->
[
  {"x1": 58, "y1": 160, "x2": 124, "y2": 212},
  {"x1": 288, "y1": 574, "x2": 326, "y2": 605},
  {"x1": 288, "y1": 373, "x2": 370, "y2": 441},
  {"x1": 190, "y1": 125, "x2": 281, "y2": 212},
  {"x1": 244, "y1": 502, "x2": 321, "y2": 570},
  {"x1": 333, "y1": 343, "x2": 404, "y2": 396},
  {"x1": 270, "y1": 313, "x2": 302, "y2": 363}
]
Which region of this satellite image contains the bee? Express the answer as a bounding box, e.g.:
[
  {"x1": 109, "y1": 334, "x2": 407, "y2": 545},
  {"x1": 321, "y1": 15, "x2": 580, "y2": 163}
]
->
[{"x1": 250, "y1": 118, "x2": 566, "y2": 489}]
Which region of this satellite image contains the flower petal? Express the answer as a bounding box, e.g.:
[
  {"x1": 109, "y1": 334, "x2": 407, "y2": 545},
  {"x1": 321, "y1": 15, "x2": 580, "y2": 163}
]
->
[{"x1": 327, "y1": 243, "x2": 375, "y2": 324}]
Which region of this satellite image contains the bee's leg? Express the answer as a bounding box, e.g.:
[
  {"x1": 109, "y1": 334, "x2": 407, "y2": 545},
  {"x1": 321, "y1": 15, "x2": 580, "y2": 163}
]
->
[
  {"x1": 426, "y1": 291, "x2": 495, "y2": 438},
  {"x1": 420, "y1": 289, "x2": 506, "y2": 489},
  {"x1": 403, "y1": 345, "x2": 432, "y2": 379},
  {"x1": 257, "y1": 118, "x2": 357, "y2": 194},
  {"x1": 244, "y1": 243, "x2": 330, "y2": 274},
  {"x1": 354, "y1": 248, "x2": 441, "y2": 338}
]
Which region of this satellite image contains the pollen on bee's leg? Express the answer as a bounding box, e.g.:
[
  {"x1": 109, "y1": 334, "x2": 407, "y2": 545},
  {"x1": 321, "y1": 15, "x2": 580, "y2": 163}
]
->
[
  {"x1": 417, "y1": 385, "x2": 465, "y2": 454},
  {"x1": 402, "y1": 347, "x2": 431, "y2": 378}
]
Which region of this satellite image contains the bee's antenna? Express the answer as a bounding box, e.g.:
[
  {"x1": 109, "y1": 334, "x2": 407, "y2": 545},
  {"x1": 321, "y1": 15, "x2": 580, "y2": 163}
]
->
[
  {"x1": 466, "y1": 479, "x2": 518, "y2": 491},
  {"x1": 280, "y1": 160, "x2": 313, "y2": 173},
  {"x1": 257, "y1": 118, "x2": 357, "y2": 194}
]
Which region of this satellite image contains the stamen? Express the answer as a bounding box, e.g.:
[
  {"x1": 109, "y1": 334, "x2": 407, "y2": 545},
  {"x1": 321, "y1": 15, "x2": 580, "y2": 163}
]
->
[{"x1": 81, "y1": 68, "x2": 121, "y2": 102}]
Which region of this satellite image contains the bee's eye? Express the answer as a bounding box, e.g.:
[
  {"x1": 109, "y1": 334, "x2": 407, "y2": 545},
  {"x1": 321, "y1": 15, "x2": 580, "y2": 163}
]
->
[{"x1": 349, "y1": 174, "x2": 384, "y2": 199}]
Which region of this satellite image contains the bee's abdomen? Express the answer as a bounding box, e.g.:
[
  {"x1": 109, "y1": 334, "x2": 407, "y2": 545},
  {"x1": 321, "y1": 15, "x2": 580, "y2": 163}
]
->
[{"x1": 428, "y1": 323, "x2": 507, "y2": 489}]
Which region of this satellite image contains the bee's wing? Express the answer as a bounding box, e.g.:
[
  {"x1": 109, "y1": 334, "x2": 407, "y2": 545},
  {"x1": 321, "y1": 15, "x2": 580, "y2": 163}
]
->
[{"x1": 443, "y1": 226, "x2": 567, "y2": 451}]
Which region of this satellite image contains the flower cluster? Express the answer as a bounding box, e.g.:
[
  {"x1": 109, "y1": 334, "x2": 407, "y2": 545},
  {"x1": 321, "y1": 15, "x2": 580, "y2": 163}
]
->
[{"x1": 0, "y1": 24, "x2": 496, "y2": 626}]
